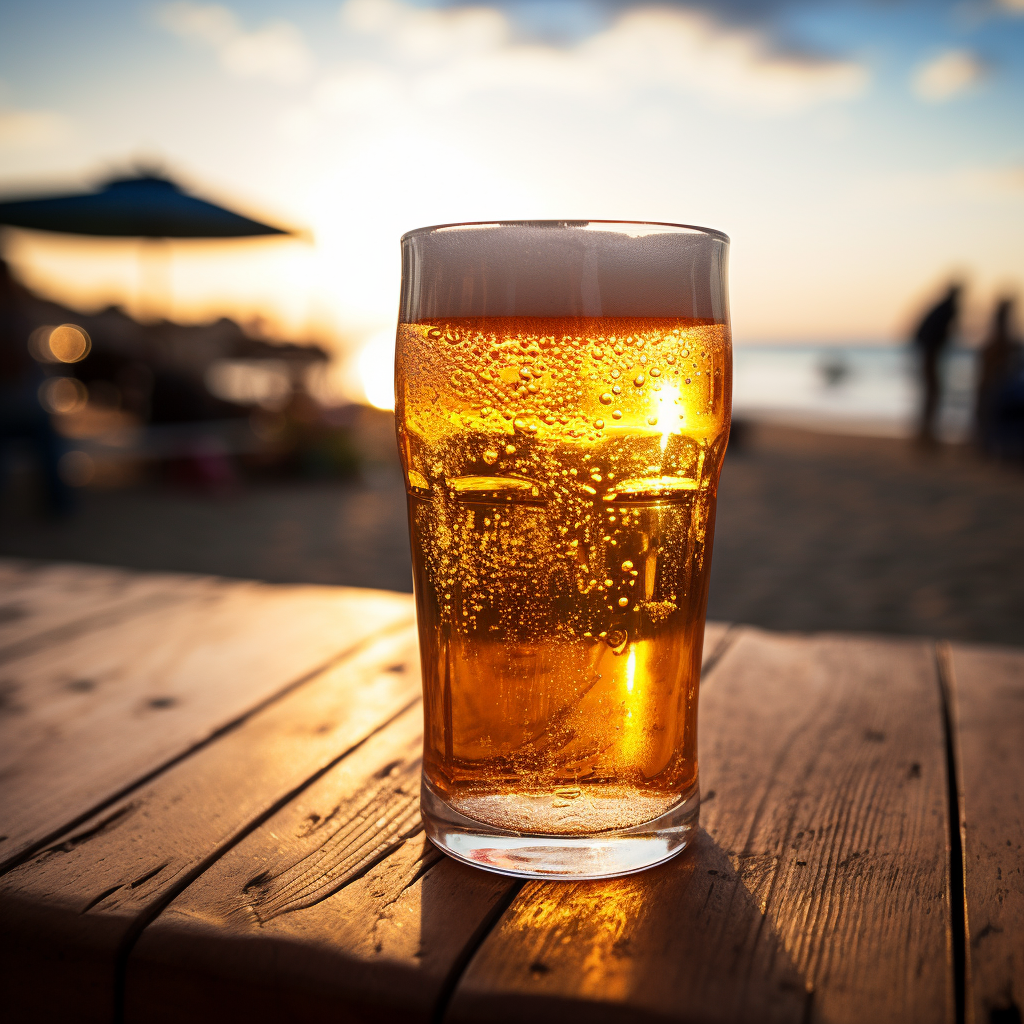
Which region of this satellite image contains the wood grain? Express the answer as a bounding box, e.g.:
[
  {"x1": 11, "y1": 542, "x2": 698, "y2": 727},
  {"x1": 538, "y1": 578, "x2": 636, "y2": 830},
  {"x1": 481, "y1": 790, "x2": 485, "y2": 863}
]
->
[
  {"x1": 0, "y1": 574, "x2": 413, "y2": 868},
  {"x1": 0, "y1": 558, "x2": 197, "y2": 662},
  {"x1": 947, "y1": 642, "x2": 1024, "y2": 1024},
  {"x1": 0, "y1": 625, "x2": 423, "y2": 1022},
  {"x1": 121, "y1": 622, "x2": 731, "y2": 1024},
  {"x1": 448, "y1": 628, "x2": 952, "y2": 1024},
  {"x1": 125, "y1": 703, "x2": 517, "y2": 1024}
]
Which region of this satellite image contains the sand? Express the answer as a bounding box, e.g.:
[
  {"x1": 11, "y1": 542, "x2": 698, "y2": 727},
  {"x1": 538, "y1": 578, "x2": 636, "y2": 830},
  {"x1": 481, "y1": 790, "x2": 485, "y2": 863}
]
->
[{"x1": 1, "y1": 419, "x2": 1022, "y2": 647}]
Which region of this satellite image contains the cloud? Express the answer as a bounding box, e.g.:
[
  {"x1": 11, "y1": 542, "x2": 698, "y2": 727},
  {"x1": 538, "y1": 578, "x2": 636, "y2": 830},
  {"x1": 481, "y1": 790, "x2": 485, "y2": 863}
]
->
[
  {"x1": 0, "y1": 108, "x2": 69, "y2": 149},
  {"x1": 159, "y1": 0, "x2": 867, "y2": 112},
  {"x1": 445, "y1": 0, "x2": 815, "y2": 37},
  {"x1": 911, "y1": 49, "x2": 987, "y2": 102},
  {"x1": 342, "y1": 0, "x2": 508, "y2": 58},
  {"x1": 580, "y1": 7, "x2": 868, "y2": 111},
  {"x1": 333, "y1": 0, "x2": 868, "y2": 114},
  {"x1": 159, "y1": 2, "x2": 314, "y2": 84},
  {"x1": 219, "y1": 22, "x2": 313, "y2": 82},
  {"x1": 159, "y1": 1, "x2": 237, "y2": 44}
]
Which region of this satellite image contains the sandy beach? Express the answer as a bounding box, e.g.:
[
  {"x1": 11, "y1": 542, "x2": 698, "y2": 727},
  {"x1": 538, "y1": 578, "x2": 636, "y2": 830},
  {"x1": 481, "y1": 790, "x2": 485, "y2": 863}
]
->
[{"x1": 1, "y1": 418, "x2": 1022, "y2": 647}]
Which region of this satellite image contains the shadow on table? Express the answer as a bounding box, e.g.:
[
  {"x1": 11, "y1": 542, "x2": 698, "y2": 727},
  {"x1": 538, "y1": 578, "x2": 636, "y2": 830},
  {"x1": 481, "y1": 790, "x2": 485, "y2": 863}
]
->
[{"x1": 433, "y1": 826, "x2": 811, "y2": 1023}]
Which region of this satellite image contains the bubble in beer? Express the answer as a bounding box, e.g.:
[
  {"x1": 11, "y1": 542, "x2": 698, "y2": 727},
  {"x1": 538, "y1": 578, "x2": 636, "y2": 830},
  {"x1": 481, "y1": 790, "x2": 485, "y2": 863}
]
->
[
  {"x1": 605, "y1": 630, "x2": 628, "y2": 655},
  {"x1": 397, "y1": 314, "x2": 730, "y2": 834},
  {"x1": 634, "y1": 374, "x2": 645, "y2": 387}
]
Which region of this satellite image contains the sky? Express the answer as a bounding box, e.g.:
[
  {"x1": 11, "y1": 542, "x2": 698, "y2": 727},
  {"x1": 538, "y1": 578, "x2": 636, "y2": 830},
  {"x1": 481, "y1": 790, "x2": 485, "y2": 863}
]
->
[{"x1": 1, "y1": 0, "x2": 1022, "y2": 401}]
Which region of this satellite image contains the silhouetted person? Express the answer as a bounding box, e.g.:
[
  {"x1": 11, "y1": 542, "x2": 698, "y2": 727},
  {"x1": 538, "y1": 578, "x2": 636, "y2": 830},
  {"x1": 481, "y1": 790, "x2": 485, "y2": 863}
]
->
[
  {"x1": 976, "y1": 298, "x2": 1023, "y2": 458},
  {"x1": 912, "y1": 283, "x2": 961, "y2": 445},
  {"x1": 0, "y1": 260, "x2": 72, "y2": 515}
]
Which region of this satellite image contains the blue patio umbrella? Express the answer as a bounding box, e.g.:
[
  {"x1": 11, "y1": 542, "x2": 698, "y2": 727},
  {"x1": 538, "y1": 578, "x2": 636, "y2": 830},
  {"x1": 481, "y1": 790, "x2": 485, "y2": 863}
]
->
[
  {"x1": 0, "y1": 171, "x2": 299, "y2": 318},
  {"x1": 0, "y1": 173, "x2": 293, "y2": 238}
]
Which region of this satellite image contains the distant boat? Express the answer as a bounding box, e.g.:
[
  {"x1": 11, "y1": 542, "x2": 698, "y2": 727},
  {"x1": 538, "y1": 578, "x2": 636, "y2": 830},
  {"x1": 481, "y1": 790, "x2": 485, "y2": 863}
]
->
[{"x1": 818, "y1": 355, "x2": 851, "y2": 388}]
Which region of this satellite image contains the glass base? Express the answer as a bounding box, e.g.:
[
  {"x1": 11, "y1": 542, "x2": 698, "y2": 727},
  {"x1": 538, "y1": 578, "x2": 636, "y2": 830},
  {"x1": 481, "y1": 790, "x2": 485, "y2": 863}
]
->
[{"x1": 421, "y1": 776, "x2": 700, "y2": 880}]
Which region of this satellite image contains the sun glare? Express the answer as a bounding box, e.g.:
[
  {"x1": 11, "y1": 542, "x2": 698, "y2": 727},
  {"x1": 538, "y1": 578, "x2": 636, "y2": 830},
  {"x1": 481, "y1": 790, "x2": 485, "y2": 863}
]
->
[
  {"x1": 357, "y1": 327, "x2": 397, "y2": 410},
  {"x1": 655, "y1": 383, "x2": 684, "y2": 452}
]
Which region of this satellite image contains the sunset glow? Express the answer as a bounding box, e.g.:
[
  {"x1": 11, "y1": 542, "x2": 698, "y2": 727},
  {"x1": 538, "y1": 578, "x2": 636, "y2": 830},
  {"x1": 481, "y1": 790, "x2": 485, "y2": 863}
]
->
[
  {"x1": 357, "y1": 327, "x2": 397, "y2": 410},
  {"x1": 1, "y1": 0, "x2": 1022, "y2": 402}
]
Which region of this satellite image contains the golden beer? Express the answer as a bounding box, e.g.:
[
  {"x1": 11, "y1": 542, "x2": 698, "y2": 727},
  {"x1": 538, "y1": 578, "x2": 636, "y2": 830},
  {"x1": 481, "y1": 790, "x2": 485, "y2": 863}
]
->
[{"x1": 397, "y1": 315, "x2": 731, "y2": 840}]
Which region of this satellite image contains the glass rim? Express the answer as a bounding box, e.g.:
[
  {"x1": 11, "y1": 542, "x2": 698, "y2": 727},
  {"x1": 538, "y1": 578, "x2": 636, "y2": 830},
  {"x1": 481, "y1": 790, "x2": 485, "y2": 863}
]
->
[{"x1": 400, "y1": 219, "x2": 730, "y2": 245}]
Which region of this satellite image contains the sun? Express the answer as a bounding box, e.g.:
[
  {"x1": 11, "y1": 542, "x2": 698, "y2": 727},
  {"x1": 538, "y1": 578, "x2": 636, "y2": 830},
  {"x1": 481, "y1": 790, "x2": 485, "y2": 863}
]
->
[{"x1": 357, "y1": 327, "x2": 397, "y2": 410}]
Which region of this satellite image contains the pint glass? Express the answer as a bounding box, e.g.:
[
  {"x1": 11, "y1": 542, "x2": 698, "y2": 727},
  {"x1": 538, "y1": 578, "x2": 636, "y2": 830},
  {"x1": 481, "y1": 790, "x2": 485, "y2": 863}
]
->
[{"x1": 395, "y1": 221, "x2": 731, "y2": 878}]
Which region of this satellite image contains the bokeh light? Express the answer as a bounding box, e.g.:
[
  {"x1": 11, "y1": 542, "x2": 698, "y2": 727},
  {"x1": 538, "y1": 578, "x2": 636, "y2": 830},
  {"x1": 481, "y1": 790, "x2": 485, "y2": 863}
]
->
[
  {"x1": 47, "y1": 324, "x2": 91, "y2": 363},
  {"x1": 27, "y1": 323, "x2": 91, "y2": 363},
  {"x1": 38, "y1": 376, "x2": 88, "y2": 414}
]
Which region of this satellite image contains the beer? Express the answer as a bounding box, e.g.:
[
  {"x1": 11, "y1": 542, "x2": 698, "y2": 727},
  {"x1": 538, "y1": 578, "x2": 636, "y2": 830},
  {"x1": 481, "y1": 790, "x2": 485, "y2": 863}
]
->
[{"x1": 397, "y1": 316, "x2": 731, "y2": 836}]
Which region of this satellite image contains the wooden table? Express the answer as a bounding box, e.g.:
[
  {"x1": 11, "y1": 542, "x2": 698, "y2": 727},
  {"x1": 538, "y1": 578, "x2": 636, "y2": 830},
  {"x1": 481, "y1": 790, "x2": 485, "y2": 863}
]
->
[{"x1": 0, "y1": 559, "x2": 1021, "y2": 1024}]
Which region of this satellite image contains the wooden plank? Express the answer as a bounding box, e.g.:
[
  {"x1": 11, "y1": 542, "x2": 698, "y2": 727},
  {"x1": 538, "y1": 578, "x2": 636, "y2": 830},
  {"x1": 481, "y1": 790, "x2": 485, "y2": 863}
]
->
[
  {"x1": 0, "y1": 626, "x2": 424, "y2": 1023},
  {"x1": 0, "y1": 558, "x2": 201, "y2": 661},
  {"x1": 124, "y1": 702, "x2": 516, "y2": 1024},
  {"x1": 0, "y1": 613, "x2": 731, "y2": 1021},
  {"x1": 947, "y1": 642, "x2": 1024, "y2": 1024},
  {"x1": 121, "y1": 622, "x2": 730, "y2": 1024},
  {"x1": 0, "y1": 575, "x2": 413, "y2": 868},
  {"x1": 447, "y1": 629, "x2": 952, "y2": 1024}
]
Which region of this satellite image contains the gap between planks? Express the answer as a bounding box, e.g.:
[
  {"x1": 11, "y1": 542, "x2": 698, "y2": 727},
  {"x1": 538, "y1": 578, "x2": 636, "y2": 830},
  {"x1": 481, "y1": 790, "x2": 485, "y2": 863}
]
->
[
  {"x1": 116, "y1": 622, "x2": 739, "y2": 1024},
  {"x1": 422, "y1": 621, "x2": 743, "y2": 1024},
  {"x1": 0, "y1": 613, "x2": 415, "y2": 878},
  {"x1": 0, "y1": 589, "x2": 186, "y2": 668},
  {"x1": 439, "y1": 627, "x2": 954, "y2": 1024},
  {"x1": 111, "y1": 693, "x2": 424, "y2": 1024},
  {"x1": 935, "y1": 642, "x2": 969, "y2": 1024}
]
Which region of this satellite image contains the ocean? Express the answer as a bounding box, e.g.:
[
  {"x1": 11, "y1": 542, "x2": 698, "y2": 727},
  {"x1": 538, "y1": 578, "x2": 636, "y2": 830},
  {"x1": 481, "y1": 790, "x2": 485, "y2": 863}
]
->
[{"x1": 732, "y1": 344, "x2": 977, "y2": 441}]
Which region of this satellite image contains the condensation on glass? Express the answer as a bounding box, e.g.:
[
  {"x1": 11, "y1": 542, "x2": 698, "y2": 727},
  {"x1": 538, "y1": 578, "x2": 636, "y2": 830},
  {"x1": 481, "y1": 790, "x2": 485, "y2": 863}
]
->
[{"x1": 396, "y1": 221, "x2": 731, "y2": 879}]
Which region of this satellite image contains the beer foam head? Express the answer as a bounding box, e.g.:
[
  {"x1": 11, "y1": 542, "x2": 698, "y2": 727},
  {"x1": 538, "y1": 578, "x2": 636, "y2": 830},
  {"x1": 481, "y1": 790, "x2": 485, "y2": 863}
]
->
[{"x1": 400, "y1": 221, "x2": 730, "y2": 323}]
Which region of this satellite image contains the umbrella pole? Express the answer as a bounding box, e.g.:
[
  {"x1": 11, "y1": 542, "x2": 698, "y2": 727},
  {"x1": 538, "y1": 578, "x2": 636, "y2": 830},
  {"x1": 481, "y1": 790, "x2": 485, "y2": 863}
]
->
[{"x1": 139, "y1": 237, "x2": 172, "y2": 322}]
